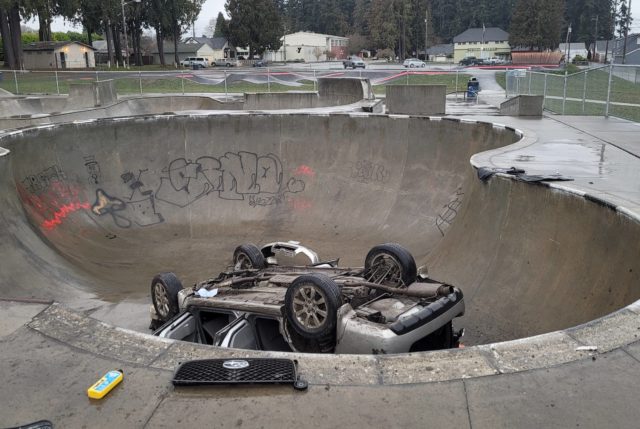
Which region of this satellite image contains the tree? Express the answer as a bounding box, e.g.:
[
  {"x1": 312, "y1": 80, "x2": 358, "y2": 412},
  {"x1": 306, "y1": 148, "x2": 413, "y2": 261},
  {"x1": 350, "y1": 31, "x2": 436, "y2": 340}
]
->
[
  {"x1": 213, "y1": 11, "x2": 228, "y2": 37},
  {"x1": 226, "y1": 0, "x2": 282, "y2": 58},
  {"x1": 510, "y1": 0, "x2": 565, "y2": 50}
]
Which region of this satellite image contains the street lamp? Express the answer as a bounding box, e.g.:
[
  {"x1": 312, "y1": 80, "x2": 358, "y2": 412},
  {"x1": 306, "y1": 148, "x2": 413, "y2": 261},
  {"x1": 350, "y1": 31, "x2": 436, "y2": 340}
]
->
[{"x1": 121, "y1": 0, "x2": 141, "y2": 68}]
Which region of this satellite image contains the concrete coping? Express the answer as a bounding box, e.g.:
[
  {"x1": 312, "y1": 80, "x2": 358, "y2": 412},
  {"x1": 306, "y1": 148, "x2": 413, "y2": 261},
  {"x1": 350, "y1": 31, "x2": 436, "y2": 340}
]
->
[{"x1": 24, "y1": 296, "x2": 640, "y2": 386}]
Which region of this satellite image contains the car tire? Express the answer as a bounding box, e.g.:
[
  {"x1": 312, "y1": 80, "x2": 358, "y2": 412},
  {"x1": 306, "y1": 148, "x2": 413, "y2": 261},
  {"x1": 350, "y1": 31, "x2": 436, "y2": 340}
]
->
[
  {"x1": 226, "y1": 63, "x2": 231, "y2": 67},
  {"x1": 233, "y1": 243, "x2": 267, "y2": 270},
  {"x1": 151, "y1": 272, "x2": 183, "y2": 322},
  {"x1": 285, "y1": 274, "x2": 341, "y2": 339},
  {"x1": 364, "y1": 243, "x2": 417, "y2": 287},
  {"x1": 421, "y1": 63, "x2": 426, "y2": 68}
]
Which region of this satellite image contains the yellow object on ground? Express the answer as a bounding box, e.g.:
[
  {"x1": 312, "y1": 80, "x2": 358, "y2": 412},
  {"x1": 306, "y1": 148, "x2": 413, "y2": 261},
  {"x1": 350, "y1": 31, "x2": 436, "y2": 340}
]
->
[{"x1": 87, "y1": 370, "x2": 123, "y2": 399}]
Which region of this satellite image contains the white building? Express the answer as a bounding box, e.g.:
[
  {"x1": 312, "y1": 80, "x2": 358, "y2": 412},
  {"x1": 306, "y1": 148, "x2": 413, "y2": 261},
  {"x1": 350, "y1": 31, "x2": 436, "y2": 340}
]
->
[
  {"x1": 22, "y1": 41, "x2": 96, "y2": 69},
  {"x1": 558, "y1": 43, "x2": 589, "y2": 63},
  {"x1": 265, "y1": 31, "x2": 349, "y2": 62}
]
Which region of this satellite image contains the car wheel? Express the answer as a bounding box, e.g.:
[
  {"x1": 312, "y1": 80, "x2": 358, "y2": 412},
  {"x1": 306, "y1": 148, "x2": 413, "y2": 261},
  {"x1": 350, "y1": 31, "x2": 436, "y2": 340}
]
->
[
  {"x1": 285, "y1": 274, "x2": 341, "y2": 339},
  {"x1": 226, "y1": 63, "x2": 231, "y2": 67},
  {"x1": 233, "y1": 243, "x2": 267, "y2": 270},
  {"x1": 410, "y1": 64, "x2": 415, "y2": 68},
  {"x1": 364, "y1": 243, "x2": 417, "y2": 287},
  {"x1": 151, "y1": 272, "x2": 183, "y2": 322},
  {"x1": 421, "y1": 63, "x2": 426, "y2": 68},
  {"x1": 352, "y1": 65, "x2": 356, "y2": 69}
]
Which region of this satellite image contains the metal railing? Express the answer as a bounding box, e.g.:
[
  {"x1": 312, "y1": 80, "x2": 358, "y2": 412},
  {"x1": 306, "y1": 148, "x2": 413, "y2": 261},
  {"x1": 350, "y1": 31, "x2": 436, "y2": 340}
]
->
[
  {"x1": 0, "y1": 66, "x2": 472, "y2": 100},
  {"x1": 506, "y1": 64, "x2": 640, "y2": 122}
]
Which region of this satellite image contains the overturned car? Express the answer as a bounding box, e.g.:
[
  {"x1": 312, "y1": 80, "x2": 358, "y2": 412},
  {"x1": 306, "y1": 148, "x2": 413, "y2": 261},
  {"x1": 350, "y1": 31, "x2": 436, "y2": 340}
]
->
[{"x1": 150, "y1": 242, "x2": 465, "y2": 354}]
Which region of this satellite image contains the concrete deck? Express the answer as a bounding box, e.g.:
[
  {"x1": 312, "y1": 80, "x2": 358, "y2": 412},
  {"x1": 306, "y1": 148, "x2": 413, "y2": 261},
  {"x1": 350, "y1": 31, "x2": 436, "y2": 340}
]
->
[{"x1": 1, "y1": 92, "x2": 640, "y2": 427}]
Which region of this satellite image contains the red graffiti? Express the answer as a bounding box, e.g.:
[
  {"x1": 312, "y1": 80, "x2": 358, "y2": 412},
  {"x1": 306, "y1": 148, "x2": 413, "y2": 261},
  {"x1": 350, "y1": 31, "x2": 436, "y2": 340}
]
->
[
  {"x1": 289, "y1": 198, "x2": 313, "y2": 211},
  {"x1": 294, "y1": 165, "x2": 315, "y2": 178},
  {"x1": 41, "y1": 202, "x2": 91, "y2": 230}
]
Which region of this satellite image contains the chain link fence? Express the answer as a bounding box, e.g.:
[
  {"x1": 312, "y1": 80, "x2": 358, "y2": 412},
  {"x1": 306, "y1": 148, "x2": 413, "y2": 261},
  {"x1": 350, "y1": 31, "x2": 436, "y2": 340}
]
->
[
  {"x1": 506, "y1": 64, "x2": 640, "y2": 122},
  {"x1": 0, "y1": 67, "x2": 471, "y2": 100}
]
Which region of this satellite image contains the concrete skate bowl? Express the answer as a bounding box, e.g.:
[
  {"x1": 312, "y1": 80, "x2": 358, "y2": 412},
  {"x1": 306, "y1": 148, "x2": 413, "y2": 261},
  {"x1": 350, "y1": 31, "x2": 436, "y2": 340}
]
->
[{"x1": 1, "y1": 113, "x2": 639, "y2": 351}]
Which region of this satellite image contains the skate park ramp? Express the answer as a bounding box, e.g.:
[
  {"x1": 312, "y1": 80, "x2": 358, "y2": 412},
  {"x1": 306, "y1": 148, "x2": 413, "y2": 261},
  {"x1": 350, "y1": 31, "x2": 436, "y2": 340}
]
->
[{"x1": 2, "y1": 111, "x2": 640, "y2": 346}]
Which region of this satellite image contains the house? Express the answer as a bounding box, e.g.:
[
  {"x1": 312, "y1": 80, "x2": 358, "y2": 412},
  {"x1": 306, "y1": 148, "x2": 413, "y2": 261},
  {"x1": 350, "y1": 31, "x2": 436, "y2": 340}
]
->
[
  {"x1": 264, "y1": 31, "x2": 349, "y2": 62},
  {"x1": 453, "y1": 27, "x2": 510, "y2": 63},
  {"x1": 588, "y1": 40, "x2": 615, "y2": 63},
  {"x1": 22, "y1": 41, "x2": 96, "y2": 69},
  {"x1": 558, "y1": 43, "x2": 589, "y2": 63},
  {"x1": 425, "y1": 44, "x2": 453, "y2": 62},
  {"x1": 611, "y1": 34, "x2": 640, "y2": 65},
  {"x1": 151, "y1": 42, "x2": 215, "y2": 65},
  {"x1": 183, "y1": 36, "x2": 236, "y2": 61}
]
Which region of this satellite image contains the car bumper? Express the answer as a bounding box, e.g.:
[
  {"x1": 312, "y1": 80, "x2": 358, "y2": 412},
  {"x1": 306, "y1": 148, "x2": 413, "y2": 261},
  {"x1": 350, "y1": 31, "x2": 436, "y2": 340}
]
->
[{"x1": 334, "y1": 292, "x2": 465, "y2": 354}]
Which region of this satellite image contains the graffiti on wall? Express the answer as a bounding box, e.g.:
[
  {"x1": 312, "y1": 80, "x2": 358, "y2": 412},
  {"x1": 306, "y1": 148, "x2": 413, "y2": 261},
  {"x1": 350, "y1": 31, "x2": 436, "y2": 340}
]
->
[
  {"x1": 19, "y1": 165, "x2": 90, "y2": 231},
  {"x1": 350, "y1": 160, "x2": 390, "y2": 184},
  {"x1": 90, "y1": 151, "x2": 306, "y2": 229},
  {"x1": 435, "y1": 187, "x2": 464, "y2": 236}
]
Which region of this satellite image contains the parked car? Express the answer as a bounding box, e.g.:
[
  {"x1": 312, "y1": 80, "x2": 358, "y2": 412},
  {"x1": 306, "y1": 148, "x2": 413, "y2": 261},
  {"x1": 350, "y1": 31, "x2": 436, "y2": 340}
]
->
[
  {"x1": 403, "y1": 58, "x2": 426, "y2": 68},
  {"x1": 214, "y1": 58, "x2": 238, "y2": 67},
  {"x1": 253, "y1": 60, "x2": 269, "y2": 67},
  {"x1": 459, "y1": 56, "x2": 479, "y2": 66},
  {"x1": 343, "y1": 56, "x2": 366, "y2": 69},
  {"x1": 180, "y1": 57, "x2": 209, "y2": 68},
  {"x1": 150, "y1": 241, "x2": 465, "y2": 354}
]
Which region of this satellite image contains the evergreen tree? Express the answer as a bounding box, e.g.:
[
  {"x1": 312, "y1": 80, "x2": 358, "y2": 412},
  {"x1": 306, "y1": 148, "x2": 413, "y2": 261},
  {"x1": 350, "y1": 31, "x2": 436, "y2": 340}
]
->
[
  {"x1": 510, "y1": 0, "x2": 564, "y2": 50},
  {"x1": 213, "y1": 11, "x2": 228, "y2": 37},
  {"x1": 226, "y1": 0, "x2": 283, "y2": 57}
]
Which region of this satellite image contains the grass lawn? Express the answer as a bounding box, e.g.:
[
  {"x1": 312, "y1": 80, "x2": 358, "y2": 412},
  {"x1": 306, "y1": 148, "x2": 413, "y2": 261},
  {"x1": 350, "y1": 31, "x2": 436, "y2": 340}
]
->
[{"x1": 495, "y1": 68, "x2": 640, "y2": 122}]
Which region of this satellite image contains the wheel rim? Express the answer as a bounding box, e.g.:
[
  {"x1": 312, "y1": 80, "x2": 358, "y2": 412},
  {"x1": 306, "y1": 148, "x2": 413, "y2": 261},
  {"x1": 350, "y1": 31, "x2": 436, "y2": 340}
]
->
[
  {"x1": 153, "y1": 283, "x2": 170, "y2": 318},
  {"x1": 366, "y1": 253, "x2": 404, "y2": 285},
  {"x1": 292, "y1": 284, "x2": 328, "y2": 330},
  {"x1": 234, "y1": 252, "x2": 253, "y2": 270}
]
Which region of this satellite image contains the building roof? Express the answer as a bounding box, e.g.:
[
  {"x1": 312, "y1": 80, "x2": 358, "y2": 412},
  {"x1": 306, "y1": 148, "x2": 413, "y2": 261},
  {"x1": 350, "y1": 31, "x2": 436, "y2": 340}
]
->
[
  {"x1": 558, "y1": 42, "x2": 588, "y2": 52},
  {"x1": 23, "y1": 41, "x2": 96, "y2": 52},
  {"x1": 426, "y1": 44, "x2": 453, "y2": 55},
  {"x1": 282, "y1": 31, "x2": 349, "y2": 41},
  {"x1": 184, "y1": 36, "x2": 228, "y2": 50},
  {"x1": 453, "y1": 27, "x2": 509, "y2": 43},
  {"x1": 153, "y1": 42, "x2": 204, "y2": 55}
]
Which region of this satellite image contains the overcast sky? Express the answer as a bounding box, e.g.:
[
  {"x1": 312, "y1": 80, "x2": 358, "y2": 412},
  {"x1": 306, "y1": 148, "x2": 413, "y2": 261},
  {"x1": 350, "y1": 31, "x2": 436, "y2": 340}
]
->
[{"x1": 32, "y1": 0, "x2": 640, "y2": 36}]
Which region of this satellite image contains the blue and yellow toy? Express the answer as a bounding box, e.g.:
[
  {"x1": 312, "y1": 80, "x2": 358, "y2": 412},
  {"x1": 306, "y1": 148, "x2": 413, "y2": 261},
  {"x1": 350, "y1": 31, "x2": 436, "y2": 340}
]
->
[{"x1": 87, "y1": 369, "x2": 123, "y2": 399}]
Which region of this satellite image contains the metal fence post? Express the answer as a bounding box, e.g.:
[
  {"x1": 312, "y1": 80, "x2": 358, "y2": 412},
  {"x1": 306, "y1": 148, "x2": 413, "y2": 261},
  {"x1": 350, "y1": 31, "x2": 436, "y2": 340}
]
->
[
  {"x1": 313, "y1": 69, "x2": 317, "y2": 92},
  {"x1": 139, "y1": 71, "x2": 143, "y2": 95},
  {"x1": 95, "y1": 70, "x2": 99, "y2": 82},
  {"x1": 562, "y1": 72, "x2": 568, "y2": 115},
  {"x1": 528, "y1": 72, "x2": 532, "y2": 95},
  {"x1": 605, "y1": 64, "x2": 613, "y2": 118},
  {"x1": 455, "y1": 70, "x2": 459, "y2": 101},
  {"x1": 267, "y1": 68, "x2": 271, "y2": 93},
  {"x1": 224, "y1": 70, "x2": 228, "y2": 101},
  {"x1": 181, "y1": 74, "x2": 185, "y2": 95},
  {"x1": 582, "y1": 70, "x2": 587, "y2": 113},
  {"x1": 543, "y1": 74, "x2": 548, "y2": 109},
  {"x1": 13, "y1": 70, "x2": 18, "y2": 94},
  {"x1": 55, "y1": 70, "x2": 60, "y2": 95}
]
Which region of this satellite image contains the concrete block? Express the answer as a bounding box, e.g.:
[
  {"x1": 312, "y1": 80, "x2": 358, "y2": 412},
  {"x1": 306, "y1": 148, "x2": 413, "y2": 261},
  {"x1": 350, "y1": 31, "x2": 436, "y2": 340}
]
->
[
  {"x1": 68, "y1": 79, "x2": 116, "y2": 108},
  {"x1": 499, "y1": 95, "x2": 544, "y2": 116},
  {"x1": 385, "y1": 84, "x2": 447, "y2": 115}
]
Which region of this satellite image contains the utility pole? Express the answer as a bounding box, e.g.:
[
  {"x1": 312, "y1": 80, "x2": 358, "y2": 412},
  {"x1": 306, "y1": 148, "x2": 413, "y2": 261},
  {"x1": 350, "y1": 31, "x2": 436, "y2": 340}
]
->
[
  {"x1": 424, "y1": 9, "x2": 428, "y2": 61},
  {"x1": 622, "y1": 0, "x2": 632, "y2": 64}
]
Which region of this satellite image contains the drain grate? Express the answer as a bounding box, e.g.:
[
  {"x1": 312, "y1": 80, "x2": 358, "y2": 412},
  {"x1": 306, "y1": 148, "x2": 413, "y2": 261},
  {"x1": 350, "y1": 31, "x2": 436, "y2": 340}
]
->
[{"x1": 173, "y1": 358, "x2": 305, "y2": 388}]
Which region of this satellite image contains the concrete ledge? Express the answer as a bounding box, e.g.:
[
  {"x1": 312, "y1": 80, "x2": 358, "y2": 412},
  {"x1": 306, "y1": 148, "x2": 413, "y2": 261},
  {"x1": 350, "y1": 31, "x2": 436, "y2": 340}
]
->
[
  {"x1": 499, "y1": 95, "x2": 544, "y2": 116},
  {"x1": 68, "y1": 79, "x2": 117, "y2": 108},
  {"x1": 385, "y1": 85, "x2": 446, "y2": 115},
  {"x1": 22, "y1": 302, "x2": 640, "y2": 387}
]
